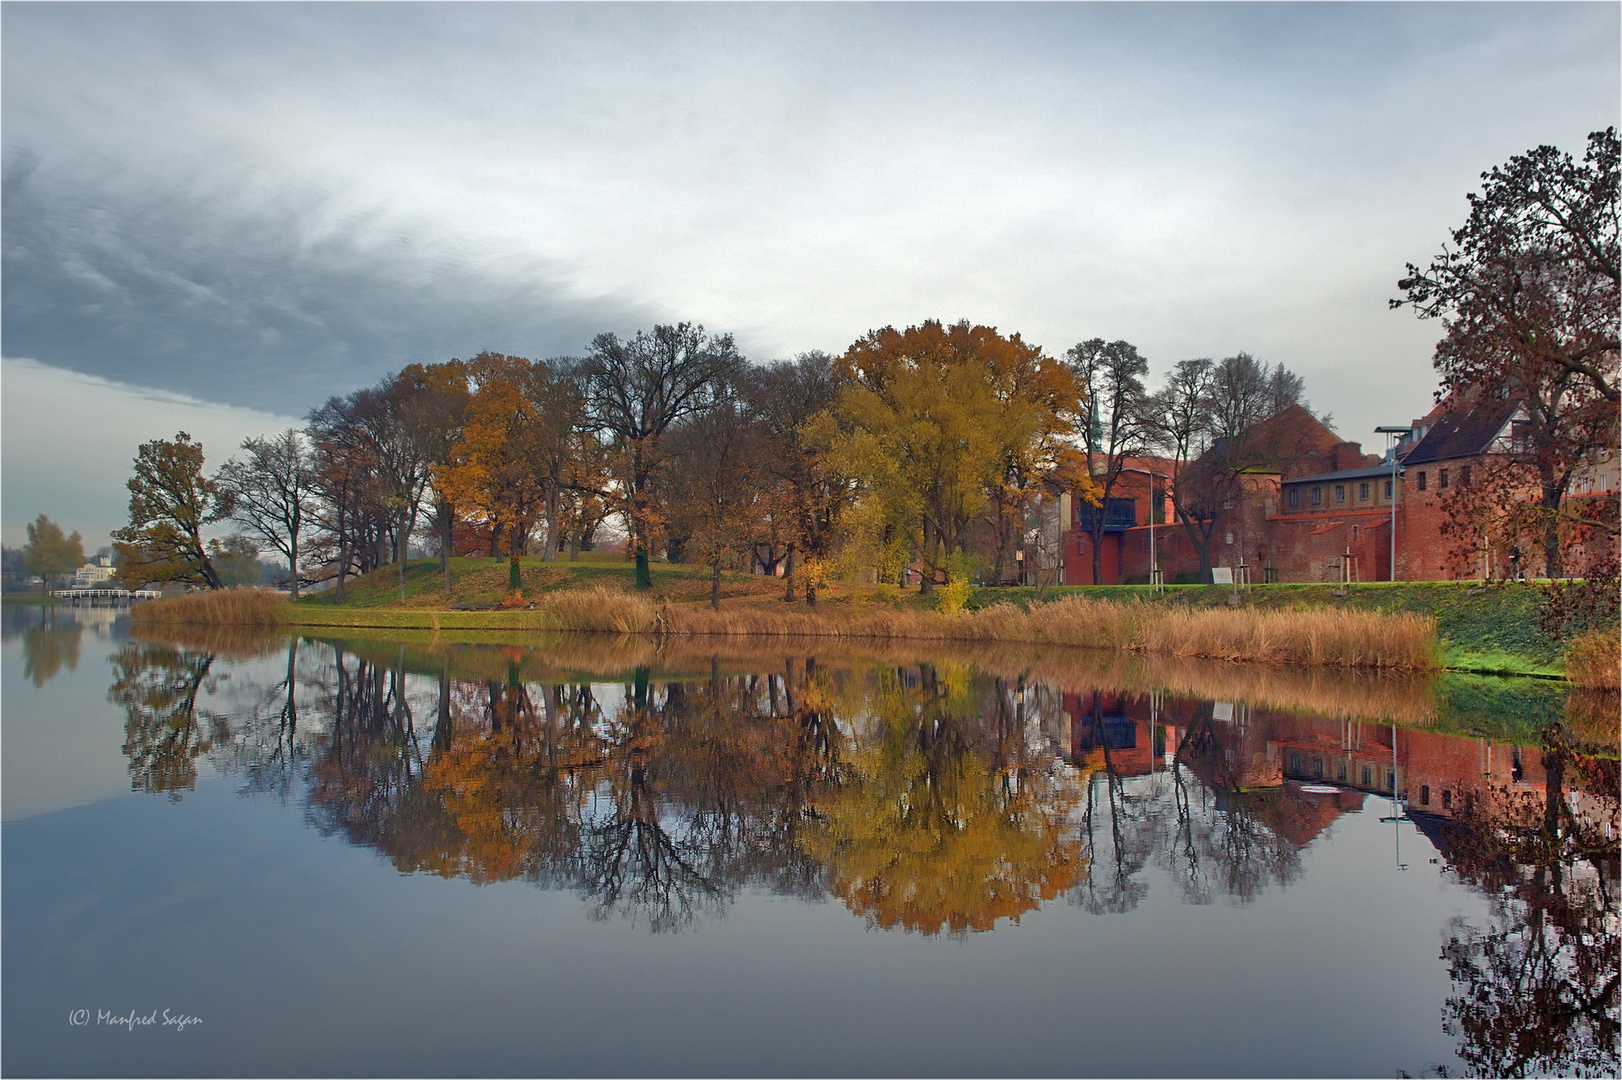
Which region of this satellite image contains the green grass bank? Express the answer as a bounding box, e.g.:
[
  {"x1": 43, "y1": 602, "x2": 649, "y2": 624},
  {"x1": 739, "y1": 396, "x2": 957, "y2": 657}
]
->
[{"x1": 134, "y1": 553, "x2": 1618, "y2": 681}]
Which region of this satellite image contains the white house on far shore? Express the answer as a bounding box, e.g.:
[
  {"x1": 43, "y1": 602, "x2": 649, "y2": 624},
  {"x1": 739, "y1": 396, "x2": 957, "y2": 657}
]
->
[{"x1": 73, "y1": 556, "x2": 118, "y2": 588}]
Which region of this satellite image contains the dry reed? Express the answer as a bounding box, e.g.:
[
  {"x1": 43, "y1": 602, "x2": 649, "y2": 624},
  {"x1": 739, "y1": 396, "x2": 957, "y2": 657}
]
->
[
  {"x1": 131, "y1": 588, "x2": 290, "y2": 627},
  {"x1": 135, "y1": 586, "x2": 1439, "y2": 672},
  {"x1": 653, "y1": 594, "x2": 1437, "y2": 671},
  {"x1": 1564, "y1": 629, "x2": 1621, "y2": 690}
]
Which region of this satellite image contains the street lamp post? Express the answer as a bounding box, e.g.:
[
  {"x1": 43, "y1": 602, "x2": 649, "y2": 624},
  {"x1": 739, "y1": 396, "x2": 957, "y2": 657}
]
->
[{"x1": 1375, "y1": 426, "x2": 1412, "y2": 582}]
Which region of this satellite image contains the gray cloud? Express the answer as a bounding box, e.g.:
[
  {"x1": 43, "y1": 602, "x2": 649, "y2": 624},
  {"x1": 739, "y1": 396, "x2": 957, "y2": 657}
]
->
[
  {"x1": 2, "y1": 1, "x2": 1618, "y2": 444},
  {"x1": 1, "y1": 153, "x2": 657, "y2": 414}
]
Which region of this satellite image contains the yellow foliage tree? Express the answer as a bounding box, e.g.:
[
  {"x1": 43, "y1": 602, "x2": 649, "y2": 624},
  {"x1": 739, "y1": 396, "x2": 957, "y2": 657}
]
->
[{"x1": 817, "y1": 320, "x2": 1087, "y2": 592}]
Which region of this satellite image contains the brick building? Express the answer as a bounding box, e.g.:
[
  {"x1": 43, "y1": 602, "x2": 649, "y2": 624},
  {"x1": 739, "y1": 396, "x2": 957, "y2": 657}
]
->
[{"x1": 1054, "y1": 395, "x2": 1614, "y2": 584}]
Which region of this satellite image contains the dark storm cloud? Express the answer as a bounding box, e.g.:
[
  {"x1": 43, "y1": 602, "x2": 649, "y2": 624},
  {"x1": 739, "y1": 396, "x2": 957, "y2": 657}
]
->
[{"x1": 1, "y1": 153, "x2": 655, "y2": 414}]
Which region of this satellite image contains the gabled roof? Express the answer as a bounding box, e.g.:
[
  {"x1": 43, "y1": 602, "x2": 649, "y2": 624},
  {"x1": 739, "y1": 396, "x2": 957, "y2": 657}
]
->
[{"x1": 1401, "y1": 398, "x2": 1519, "y2": 466}]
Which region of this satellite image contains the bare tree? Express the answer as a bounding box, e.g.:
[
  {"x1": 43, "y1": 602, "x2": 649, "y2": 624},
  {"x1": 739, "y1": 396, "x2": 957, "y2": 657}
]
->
[
  {"x1": 1067, "y1": 338, "x2": 1153, "y2": 584},
  {"x1": 217, "y1": 429, "x2": 315, "y2": 598},
  {"x1": 577, "y1": 323, "x2": 745, "y2": 589}
]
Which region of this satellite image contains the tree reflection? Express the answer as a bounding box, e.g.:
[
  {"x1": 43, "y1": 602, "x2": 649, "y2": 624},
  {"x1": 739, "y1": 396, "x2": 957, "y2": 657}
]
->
[
  {"x1": 1160, "y1": 708, "x2": 1301, "y2": 905},
  {"x1": 20, "y1": 614, "x2": 83, "y2": 687},
  {"x1": 1421, "y1": 724, "x2": 1619, "y2": 1079},
  {"x1": 802, "y1": 664, "x2": 1084, "y2": 936},
  {"x1": 109, "y1": 641, "x2": 227, "y2": 798}
]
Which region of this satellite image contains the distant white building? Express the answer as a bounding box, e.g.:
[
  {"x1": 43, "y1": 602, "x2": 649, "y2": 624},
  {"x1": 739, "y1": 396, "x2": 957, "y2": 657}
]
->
[{"x1": 73, "y1": 556, "x2": 117, "y2": 588}]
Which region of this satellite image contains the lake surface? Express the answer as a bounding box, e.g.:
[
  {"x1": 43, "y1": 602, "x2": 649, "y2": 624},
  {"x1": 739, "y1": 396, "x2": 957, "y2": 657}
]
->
[{"x1": 3, "y1": 605, "x2": 1616, "y2": 1078}]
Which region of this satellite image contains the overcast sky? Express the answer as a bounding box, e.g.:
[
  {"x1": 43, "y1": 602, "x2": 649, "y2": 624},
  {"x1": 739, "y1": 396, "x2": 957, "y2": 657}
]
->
[{"x1": 4, "y1": 1, "x2": 1618, "y2": 549}]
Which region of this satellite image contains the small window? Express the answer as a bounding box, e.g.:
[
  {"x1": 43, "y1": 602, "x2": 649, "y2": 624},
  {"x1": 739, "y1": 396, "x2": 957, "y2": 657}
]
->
[
  {"x1": 1313, "y1": 757, "x2": 1324, "y2": 778},
  {"x1": 1420, "y1": 784, "x2": 1430, "y2": 806},
  {"x1": 1288, "y1": 489, "x2": 1300, "y2": 509},
  {"x1": 1362, "y1": 766, "x2": 1371, "y2": 787},
  {"x1": 1417, "y1": 471, "x2": 1427, "y2": 492},
  {"x1": 1311, "y1": 486, "x2": 1322, "y2": 506},
  {"x1": 1337, "y1": 763, "x2": 1347, "y2": 782},
  {"x1": 1352, "y1": 525, "x2": 1360, "y2": 540},
  {"x1": 1442, "y1": 789, "x2": 1453, "y2": 810},
  {"x1": 1439, "y1": 468, "x2": 1449, "y2": 489},
  {"x1": 1385, "y1": 480, "x2": 1393, "y2": 498},
  {"x1": 1460, "y1": 466, "x2": 1470, "y2": 486},
  {"x1": 1335, "y1": 485, "x2": 1346, "y2": 502},
  {"x1": 1359, "y1": 482, "x2": 1369, "y2": 501},
  {"x1": 1387, "y1": 771, "x2": 1395, "y2": 790}
]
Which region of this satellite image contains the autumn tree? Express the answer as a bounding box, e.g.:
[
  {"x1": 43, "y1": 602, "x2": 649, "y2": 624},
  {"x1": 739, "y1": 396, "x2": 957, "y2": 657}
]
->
[
  {"x1": 821, "y1": 320, "x2": 1082, "y2": 593},
  {"x1": 577, "y1": 323, "x2": 745, "y2": 589},
  {"x1": 743, "y1": 352, "x2": 848, "y2": 603},
  {"x1": 1394, "y1": 128, "x2": 1619, "y2": 609},
  {"x1": 663, "y1": 394, "x2": 765, "y2": 609},
  {"x1": 396, "y1": 360, "x2": 471, "y2": 596},
  {"x1": 112, "y1": 432, "x2": 232, "y2": 590},
  {"x1": 216, "y1": 429, "x2": 314, "y2": 598},
  {"x1": 1067, "y1": 338, "x2": 1153, "y2": 585},
  {"x1": 23, "y1": 514, "x2": 84, "y2": 592},
  {"x1": 437, "y1": 353, "x2": 566, "y2": 594}
]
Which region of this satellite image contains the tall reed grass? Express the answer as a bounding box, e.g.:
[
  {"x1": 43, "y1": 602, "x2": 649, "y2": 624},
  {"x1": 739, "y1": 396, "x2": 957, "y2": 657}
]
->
[
  {"x1": 133, "y1": 586, "x2": 1438, "y2": 671},
  {"x1": 658, "y1": 594, "x2": 1437, "y2": 671},
  {"x1": 1564, "y1": 629, "x2": 1620, "y2": 690},
  {"x1": 131, "y1": 588, "x2": 290, "y2": 627}
]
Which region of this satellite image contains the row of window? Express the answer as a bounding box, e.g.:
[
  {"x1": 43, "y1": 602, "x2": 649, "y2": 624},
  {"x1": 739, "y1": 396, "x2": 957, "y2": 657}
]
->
[
  {"x1": 1285, "y1": 751, "x2": 1395, "y2": 790},
  {"x1": 1414, "y1": 465, "x2": 1470, "y2": 492},
  {"x1": 1285, "y1": 465, "x2": 1479, "y2": 509},
  {"x1": 1287, "y1": 479, "x2": 1394, "y2": 510}
]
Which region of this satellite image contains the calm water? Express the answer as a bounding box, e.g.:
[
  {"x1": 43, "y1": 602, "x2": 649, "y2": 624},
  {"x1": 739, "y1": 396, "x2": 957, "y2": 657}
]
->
[{"x1": 3, "y1": 606, "x2": 1616, "y2": 1078}]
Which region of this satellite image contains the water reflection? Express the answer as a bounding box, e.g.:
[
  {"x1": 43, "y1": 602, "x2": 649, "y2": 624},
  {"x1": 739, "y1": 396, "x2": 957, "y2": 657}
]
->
[
  {"x1": 4, "y1": 603, "x2": 129, "y2": 687},
  {"x1": 1409, "y1": 725, "x2": 1619, "y2": 1078},
  {"x1": 107, "y1": 631, "x2": 1619, "y2": 1074}
]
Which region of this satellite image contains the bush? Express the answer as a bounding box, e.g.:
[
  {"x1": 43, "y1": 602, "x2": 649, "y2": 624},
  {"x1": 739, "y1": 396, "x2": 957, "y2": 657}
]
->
[{"x1": 1565, "y1": 629, "x2": 1620, "y2": 690}]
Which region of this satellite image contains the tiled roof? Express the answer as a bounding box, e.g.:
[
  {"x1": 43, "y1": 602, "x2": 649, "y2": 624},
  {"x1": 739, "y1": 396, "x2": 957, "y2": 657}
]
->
[{"x1": 1401, "y1": 399, "x2": 1518, "y2": 466}]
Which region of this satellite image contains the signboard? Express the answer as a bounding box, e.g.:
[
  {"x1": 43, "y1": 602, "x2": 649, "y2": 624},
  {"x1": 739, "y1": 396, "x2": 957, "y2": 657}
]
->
[{"x1": 1210, "y1": 567, "x2": 1234, "y2": 585}]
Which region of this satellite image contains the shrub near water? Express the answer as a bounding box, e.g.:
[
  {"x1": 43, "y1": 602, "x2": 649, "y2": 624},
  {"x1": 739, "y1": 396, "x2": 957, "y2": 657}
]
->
[{"x1": 1564, "y1": 629, "x2": 1621, "y2": 690}]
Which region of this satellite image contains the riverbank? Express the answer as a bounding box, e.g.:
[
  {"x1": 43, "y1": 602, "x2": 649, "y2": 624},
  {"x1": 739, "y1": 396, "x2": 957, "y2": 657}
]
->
[
  {"x1": 137, "y1": 584, "x2": 1437, "y2": 670},
  {"x1": 133, "y1": 563, "x2": 1621, "y2": 684}
]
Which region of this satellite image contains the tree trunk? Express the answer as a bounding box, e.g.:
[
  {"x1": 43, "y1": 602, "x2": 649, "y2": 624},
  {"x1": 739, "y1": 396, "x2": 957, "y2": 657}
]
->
[
  {"x1": 1091, "y1": 522, "x2": 1105, "y2": 586},
  {"x1": 289, "y1": 524, "x2": 301, "y2": 601},
  {"x1": 783, "y1": 549, "x2": 797, "y2": 602},
  {"x1": 635, "y1": 545, "x2": 652, "y2": 590},
  {"x1": 711, "y1": 562, "x2": 722, "y2": 610},
  {"x1": 1541, "y1": 474, "x2": 1564, "y2": 579},
  {"x1": 336, "y1": 534, "x2": 347, "y2": 602},
  {"x1": 440, "y1": 500, "x2": 453, "y2": 599},
  {"x1": 543, "y1": 485, "x2": 559, "y2": 563},
  {"x1": 920, "y1": 518, "x2": 936, "y2": 595},
  {"x1": 510, "y1": 526, "x2": 523, "y2": 594}
]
